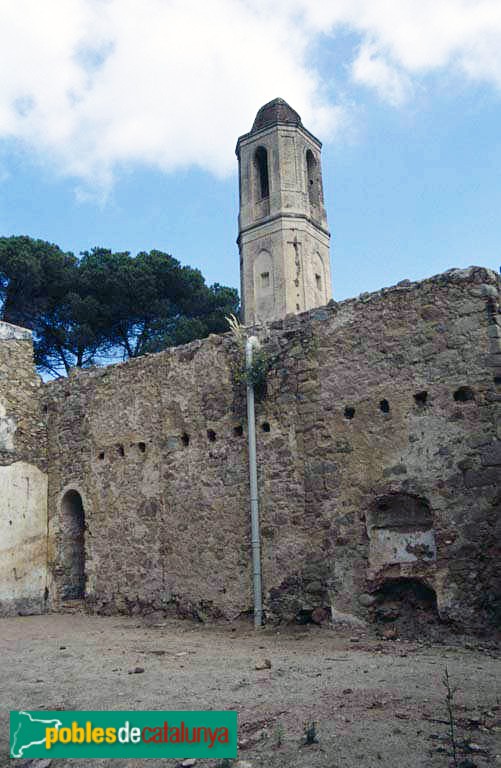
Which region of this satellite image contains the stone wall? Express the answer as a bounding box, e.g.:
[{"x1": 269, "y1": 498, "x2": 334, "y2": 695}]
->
[
  {"x1": 43, "y1": 267, "x2": 501, "y2": 631},
  {"x1": 0, "y1": 322, "x2": 49, "y2": 615},
  {"x1": 259, "y1": 267, "x2": 500, "y2": 629},
  {"x1": 45, "y1": 332, "x2": 252, "y2": 618}
]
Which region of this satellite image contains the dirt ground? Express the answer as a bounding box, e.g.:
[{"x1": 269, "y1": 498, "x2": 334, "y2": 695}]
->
[{"x1": 1, "y1": 614, "x2": 500, "y2": 768}]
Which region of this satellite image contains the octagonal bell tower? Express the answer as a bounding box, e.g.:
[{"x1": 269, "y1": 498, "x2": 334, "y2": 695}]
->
[{"x1": 236, "y1": 97, "x2": 332, "y2": 325}]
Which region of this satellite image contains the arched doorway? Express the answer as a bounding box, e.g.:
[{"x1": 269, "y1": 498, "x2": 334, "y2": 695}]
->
[{"x1": 60, "y1": 490, "x2": 86, "y2": 600}]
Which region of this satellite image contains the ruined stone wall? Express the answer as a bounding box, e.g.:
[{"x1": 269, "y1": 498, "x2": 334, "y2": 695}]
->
[
  {"x1": 45, "y1": 334, "x2": 252, "y2": 618},
  {"x1": 0, "y1": 322, "x2": 49, "y2": 615},
  {"x1": 44, "y1": 267, "x2": 501, "y2": 630},
  {"x1": 259, "y1": 267, "x2": 500, "y2": 630}
]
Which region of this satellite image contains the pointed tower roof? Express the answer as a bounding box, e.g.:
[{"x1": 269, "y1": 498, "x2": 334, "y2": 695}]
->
[{"x1": 251, "y1": 97, "x2": 302, "y2": 132}]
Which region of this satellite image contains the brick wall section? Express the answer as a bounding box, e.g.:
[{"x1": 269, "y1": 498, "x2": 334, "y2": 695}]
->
[{"x1": 44, "y1": 267, "x2": 501, "y2": 628}]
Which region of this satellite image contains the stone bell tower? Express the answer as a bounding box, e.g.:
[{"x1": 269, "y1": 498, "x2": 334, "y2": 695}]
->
[{"x1": 236, "y1": 97, "x2": 332, "y2": 325}]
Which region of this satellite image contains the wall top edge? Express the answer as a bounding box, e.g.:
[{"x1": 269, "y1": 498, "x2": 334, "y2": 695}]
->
[
  {"x1": 257, "y1": 265, "x2": 500, "y2": 331},
  {"x1": 42, "y1": 265, "x2": 500, "y2": 391},
  {"x1": 0, "y1": 321, "x2": 32, "y2": 341}
]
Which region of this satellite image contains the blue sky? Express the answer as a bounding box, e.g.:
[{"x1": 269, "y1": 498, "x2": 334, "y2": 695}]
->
[{"x1": 0, "y1": 0, "x2": 500, "y2": 302}]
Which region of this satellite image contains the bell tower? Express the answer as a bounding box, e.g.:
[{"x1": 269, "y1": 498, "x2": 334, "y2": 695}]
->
[{"x1": 236, "y1": 97, "x2": 332, "y2": 325}]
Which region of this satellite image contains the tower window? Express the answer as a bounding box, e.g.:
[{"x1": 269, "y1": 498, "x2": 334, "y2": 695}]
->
[
  {"x1": 315, "y1": 273, "x2": 322, "y2": 291},
  {"x1": 261, "y1": 271, "x2": 270, "y2": 288},
  {"x1": 254, "y1": 146, "x2": 269, "y2": 199},
  {"x1": 306, "y1": 149, "x2": 319, "y2": 208}
]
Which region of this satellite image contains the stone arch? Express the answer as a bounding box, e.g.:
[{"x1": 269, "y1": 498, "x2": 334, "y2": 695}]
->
[
  {"x1": 368, "y1": 493, "x2": 433, "y2": 532},
  {"x1": 254, "y1": 249, "x2": 274, "y2": 292},
  {"x1": 254, "y1": 249, "x2": 275, "y2": 319},
  {"x1": 372, "y1": 577, "x2": 441, "y2": 635},
  {"x1": 60, "y1": 489, "x2": 86, "y2": 600},
  {"x1": 375, "y1": 575, "x2": 437, "y2": 604}
]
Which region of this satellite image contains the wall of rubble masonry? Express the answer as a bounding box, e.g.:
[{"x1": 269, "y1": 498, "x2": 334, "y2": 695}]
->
[{"x1": 40, "y1": 267, "x2": 500, "y2": 630}]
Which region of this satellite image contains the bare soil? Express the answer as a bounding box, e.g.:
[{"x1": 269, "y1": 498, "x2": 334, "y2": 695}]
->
[{"x1": 1, "y1": 614, "x2": 500, "y2": 768}]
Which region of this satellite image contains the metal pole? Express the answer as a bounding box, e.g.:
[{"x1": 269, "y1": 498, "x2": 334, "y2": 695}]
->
[{"x1": 246, "y1": 336, "x2": 263, "y2": 628}]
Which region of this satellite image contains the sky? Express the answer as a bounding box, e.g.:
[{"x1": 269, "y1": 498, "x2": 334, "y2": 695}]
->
[{"x1": 0, "y1": 0, "x2": 500, "y2": 302}]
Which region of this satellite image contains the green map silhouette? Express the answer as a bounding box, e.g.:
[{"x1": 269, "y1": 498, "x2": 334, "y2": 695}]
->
[{"x1": 11, "y1": 711, "x2": 63, "y2": 757}]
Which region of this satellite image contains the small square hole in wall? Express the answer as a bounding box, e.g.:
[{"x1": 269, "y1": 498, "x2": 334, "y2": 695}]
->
[
  {"x1": 261, "y1": 422, "x2": 271, "y2": 432},
  {"x1": 344, "y1": 406, "x2": 355, "y2": 419},
  {"x1": 379, "y1": 399, "x2": 390, "y2": 413},
  {"x1": 181, "y1": 433, "x2": 190, "y2": 447},
  {"x1": 207, "y1": 429, "x2": 216, "y2": 442},
  {"x1": 414, "y1": 391, "x2": 428, "y2": 406},
  {"x1": 261, "y1": 271, "x2": 270, "y2": 288},
  {"x1": 315, "y1": 273, "x2": 322, "y2": 291},
  {"x1": 98, "y1": 451, "x2": 105, "y2": 460},
  {"x1": 234, "y1": 425, "x2": 243, "y2": 437},
  {"x1": 138, "y1": 442, "x2": 146, "y2": 453},
  {"x1": 117, "y1": 444, "x2": 125, "y2": 456},
  {"x1": 453, "y1": 386, "x2": 475, "y2": 402}
]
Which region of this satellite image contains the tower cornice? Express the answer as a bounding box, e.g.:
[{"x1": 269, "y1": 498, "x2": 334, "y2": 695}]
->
[
  {"x1": 237, "y1": 212, "x2": 331, "y2": 246},
  {"x1": 236, "y1": 121, "x2": 322, "y2": 156}
]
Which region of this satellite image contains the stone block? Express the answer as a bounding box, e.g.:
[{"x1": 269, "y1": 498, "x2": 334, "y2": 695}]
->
[
  {"x1": 480, "y1": 441, "x2": 501, "y2": 466},
  {"x1": 464, "y1": 468, "x2": 499, "y2": 487}
]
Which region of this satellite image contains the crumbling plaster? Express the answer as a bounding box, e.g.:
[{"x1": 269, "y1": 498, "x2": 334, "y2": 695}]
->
[
  {"x1": 0, "y1": 461, "x2": 48, "y2": 615},
  {"x1": 0, "y1": 322, "x2": 49, "y2": 615}
]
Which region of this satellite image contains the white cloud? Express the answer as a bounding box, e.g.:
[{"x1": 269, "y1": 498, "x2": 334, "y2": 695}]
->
[
  {"x1": 294, "y1": 0, "x2": 501, "y2": 93},
  {"x1": 351, "y1": 43, "x2": 413, "y2": 106},
  {"x1": 0, "y1": 0, "x2": 500, "y2": 189}
]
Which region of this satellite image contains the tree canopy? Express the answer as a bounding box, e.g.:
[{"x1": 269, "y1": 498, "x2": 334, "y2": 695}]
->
[{"x1": 0, "y1": 236, "x2": 239, "y2": 377}]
